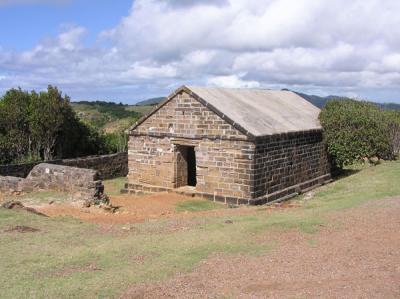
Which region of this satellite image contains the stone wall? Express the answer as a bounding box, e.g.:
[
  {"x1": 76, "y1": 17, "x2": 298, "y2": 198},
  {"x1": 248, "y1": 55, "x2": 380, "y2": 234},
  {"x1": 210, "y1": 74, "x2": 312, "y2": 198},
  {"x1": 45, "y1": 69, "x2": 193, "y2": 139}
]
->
[
  {"x1": 128, "y1": 135, "x2": 254, "y2": 198},
  {"x1": 0, "y1": 152, "x2": 128, "y2": 180},
  {"x1": 253, "y1": 130, "x2": 331, "y2": 201},
  {"x1": 0, "y1": 163, "x2": 103, "y2": 200},
  {"x1": 0, "y1": 176, "x2": 26, "y2": 194},
  {"x1": 128, "y1": 136, "x2": 175, "y2": 188},
  {"x1": 128, "y1": 90, "x2": 255, "y2": 199},
  {"x1": 132, "y1": 90, "x2": 248, "y2": 140}
]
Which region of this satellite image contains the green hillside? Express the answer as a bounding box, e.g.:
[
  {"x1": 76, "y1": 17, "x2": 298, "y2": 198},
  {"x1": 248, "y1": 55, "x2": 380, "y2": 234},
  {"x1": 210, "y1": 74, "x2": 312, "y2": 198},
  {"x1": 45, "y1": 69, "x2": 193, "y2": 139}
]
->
[{"x1": 71, "y1": 101, "x2": 153, "y2": 133}]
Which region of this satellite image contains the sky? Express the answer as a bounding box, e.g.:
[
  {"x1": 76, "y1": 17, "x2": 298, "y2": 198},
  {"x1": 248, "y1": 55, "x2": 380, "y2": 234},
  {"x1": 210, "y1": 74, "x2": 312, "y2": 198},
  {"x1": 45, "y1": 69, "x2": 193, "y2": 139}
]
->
[{"x1": 0, "y1": 0, "x2": 400, "y2": 104}]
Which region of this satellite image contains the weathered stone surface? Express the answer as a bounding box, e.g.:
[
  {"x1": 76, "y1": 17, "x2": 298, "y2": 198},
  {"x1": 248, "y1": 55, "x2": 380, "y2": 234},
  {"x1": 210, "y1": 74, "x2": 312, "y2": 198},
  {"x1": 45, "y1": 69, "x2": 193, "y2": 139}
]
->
[
  {"x1": 0, "y1": 152, "x2": 128, "y2": 179},
  {"x1": 0, "y1": 163, "x2": 105, "y2": 202},
  {"x1": 0, "y1": 176, "x2": 25, "y2": 194},
  {"x1": 26, "y1": 163, "x2": 102, "y2": 200},
  {"x1": 253, "y1": 131, "x2": 331, "y2": 198}
]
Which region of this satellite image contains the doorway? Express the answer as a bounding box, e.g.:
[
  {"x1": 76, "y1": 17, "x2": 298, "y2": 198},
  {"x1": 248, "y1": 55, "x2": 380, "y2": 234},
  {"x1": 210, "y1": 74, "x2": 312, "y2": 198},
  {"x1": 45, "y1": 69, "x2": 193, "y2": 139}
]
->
[
  {"x1": 186, "y1": 146, "x2": 197, "y2": 186},
  {"x1": 176, "y1": 145, "x2": 197, "y2": 187}
]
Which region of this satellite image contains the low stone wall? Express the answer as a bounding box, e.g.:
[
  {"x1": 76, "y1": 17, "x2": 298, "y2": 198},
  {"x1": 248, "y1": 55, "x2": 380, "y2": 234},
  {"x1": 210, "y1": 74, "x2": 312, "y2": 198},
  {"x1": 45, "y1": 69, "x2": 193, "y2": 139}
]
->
[
  {"x1": 0, "y1": 152, "x2": 128, "y2": 180},
  {"x1": 0, "y1": 176, "x2": 26, "y2": 194},
  {"x1": 0, "y1": 163, "x2": 103, "y2": 201}
]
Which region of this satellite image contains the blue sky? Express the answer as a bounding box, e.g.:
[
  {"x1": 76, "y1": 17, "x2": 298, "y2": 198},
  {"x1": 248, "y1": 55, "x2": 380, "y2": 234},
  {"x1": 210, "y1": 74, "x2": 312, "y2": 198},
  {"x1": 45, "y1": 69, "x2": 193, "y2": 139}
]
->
[
  {"x1": 1, "y1": 0, "x2": 400, "y2": 104},
  {"x1": 0, "y1": 1, "x2": 132, "y2": 50}
]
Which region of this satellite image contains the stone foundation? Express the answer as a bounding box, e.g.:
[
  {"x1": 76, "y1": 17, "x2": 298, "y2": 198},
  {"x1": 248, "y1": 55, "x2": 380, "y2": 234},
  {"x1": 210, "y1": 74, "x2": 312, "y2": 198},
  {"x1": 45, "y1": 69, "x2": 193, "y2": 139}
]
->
[{"x1": 123, "y1": 173, "x2": 331, "y2": 205}]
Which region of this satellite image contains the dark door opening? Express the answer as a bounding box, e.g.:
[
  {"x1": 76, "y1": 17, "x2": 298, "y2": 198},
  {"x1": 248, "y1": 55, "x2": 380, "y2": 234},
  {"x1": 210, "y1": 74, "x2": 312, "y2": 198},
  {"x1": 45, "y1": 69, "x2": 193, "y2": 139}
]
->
[
  {"x1": 176, "y1": 145, "x2": 197, "y2": 188},
  {"x1": 186, "y1": 146, "x2": 197, "y2": 186}
]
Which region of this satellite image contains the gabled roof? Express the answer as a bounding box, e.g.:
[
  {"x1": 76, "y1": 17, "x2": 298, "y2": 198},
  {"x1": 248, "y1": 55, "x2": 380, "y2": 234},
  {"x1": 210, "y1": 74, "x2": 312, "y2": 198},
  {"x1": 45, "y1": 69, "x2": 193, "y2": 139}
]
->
[{"x1": 130, "y1": 85, "x2": 322, "y2": 138}]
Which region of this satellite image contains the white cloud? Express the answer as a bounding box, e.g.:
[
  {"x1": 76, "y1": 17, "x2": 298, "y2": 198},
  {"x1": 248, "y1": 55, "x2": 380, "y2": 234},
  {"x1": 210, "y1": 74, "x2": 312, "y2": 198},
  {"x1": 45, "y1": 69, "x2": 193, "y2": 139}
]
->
[
  {"x1": 208, "y1": 74, "x2": 260, "y2": 88},
  {"x1": 1, "y1": 0, "x2": 400, "y2": 102}
]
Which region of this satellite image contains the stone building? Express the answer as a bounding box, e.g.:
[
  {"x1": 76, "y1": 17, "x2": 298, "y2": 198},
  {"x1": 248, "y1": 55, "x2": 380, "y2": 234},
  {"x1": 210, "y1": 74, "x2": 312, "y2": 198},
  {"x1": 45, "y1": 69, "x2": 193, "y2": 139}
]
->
[{"x1": 125, "y1": 86, "x2": 331, "y2": 205}]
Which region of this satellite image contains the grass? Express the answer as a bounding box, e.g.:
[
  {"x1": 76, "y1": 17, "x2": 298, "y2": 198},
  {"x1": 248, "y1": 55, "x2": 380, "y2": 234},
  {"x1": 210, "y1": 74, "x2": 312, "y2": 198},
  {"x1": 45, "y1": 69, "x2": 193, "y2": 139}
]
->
[
  {"x1": 302, "y1": 160, "x2": 400, "y2": 211},
  {"x1": 2, "y1": 190, "x2": 69, "y2": 205},
  {"x1": 103, "y1": 177, "x2": 127, "y2": 196},
  {"x1": 0, "y1": 160, "x2": 399, "y2": 298},
  {"x1": 175, "y1": 199, "x2": 223, "y2": 212}
]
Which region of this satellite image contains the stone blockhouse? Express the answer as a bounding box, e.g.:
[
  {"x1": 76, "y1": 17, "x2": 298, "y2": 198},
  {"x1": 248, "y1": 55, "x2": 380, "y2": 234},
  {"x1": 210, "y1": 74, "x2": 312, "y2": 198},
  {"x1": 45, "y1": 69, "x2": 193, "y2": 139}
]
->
[{"x1": 125, "y1": 86, "x2": 331, "y2": 205}]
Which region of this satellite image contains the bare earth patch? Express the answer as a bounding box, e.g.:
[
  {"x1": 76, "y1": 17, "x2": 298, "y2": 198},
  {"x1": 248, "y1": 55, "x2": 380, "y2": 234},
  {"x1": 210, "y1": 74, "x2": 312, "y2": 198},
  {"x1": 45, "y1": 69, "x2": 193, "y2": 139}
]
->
[
  {"x1": 122, "y1": 197, "x2": 400, "y2": 298},
  {"x1": 33, "y1": 193, "x2": 303, "y2": 225},
  {"x1": 33, "y1": 193, "x2": 256, "y2": 224}
]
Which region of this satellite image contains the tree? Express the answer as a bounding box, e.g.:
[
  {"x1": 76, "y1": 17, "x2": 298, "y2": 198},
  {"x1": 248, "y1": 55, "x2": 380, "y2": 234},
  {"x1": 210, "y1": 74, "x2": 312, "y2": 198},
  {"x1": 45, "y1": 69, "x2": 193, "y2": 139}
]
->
[
  {"x1": 0, "y1": 85, "x2": 130, "y2": 164},
  {"x1": 319, "y1": 99, "x2": 392, "y2": 168},
  {"x1": 29, "y1": 86, "x2": 71, "y2": 160},
  {"x1": 0, "y1": 88, "x2": 32, "y2": 163}
]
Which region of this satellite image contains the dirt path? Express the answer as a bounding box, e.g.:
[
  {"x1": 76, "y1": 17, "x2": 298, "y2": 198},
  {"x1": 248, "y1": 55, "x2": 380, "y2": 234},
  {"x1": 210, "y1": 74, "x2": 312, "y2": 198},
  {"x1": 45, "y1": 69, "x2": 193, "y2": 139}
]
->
[{"x1": 122, "y1": 197, "x2": 400, "y2": 298}]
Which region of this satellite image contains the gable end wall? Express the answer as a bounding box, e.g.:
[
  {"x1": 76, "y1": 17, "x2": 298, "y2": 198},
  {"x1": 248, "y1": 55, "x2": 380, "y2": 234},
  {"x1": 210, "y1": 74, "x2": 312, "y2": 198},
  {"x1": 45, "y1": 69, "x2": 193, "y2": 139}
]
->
[
  {"x1": 128, "y1": 91, "x2": 254, "y2": 198},
  {"x1": 131, "y1": 90, "x2": 248, "y2": 140}
]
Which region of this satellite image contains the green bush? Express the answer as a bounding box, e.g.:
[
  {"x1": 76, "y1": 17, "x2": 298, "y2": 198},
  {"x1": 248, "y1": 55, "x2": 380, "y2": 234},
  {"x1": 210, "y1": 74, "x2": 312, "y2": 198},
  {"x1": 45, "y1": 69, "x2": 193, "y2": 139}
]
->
[
  {"x1": 384, "y1": 110, "x2": 400, "y2": 158},
  {"x1": 103, "y1": 132, "x2": 128, "y2": 153},
  {"x1": 0, "y1": 86, "x2": 112, "y2": 164},
  {"x1": 319, "y1": 99, "x2": 398, "y2": 168}
]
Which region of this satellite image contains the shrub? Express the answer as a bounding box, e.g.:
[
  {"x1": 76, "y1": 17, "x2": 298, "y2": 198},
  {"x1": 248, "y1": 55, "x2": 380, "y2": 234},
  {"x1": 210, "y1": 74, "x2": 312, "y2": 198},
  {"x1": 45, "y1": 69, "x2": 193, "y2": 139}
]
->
[
  {"x1": 319, "y1": 99, "x2": 395, "y2": 168},
  {"x1": 103, "y1": 132, "x2": 128, "y2": 153},
  {"x1": 384, "y1": 110, "x2": 400, "y2": 158}
]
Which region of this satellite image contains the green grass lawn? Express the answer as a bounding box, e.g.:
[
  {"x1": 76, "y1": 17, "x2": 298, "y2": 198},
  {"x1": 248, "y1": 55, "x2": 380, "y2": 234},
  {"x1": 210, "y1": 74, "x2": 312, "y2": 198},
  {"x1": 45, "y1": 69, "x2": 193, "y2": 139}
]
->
[
  {"x1": 2, "y1": 190, "x2": 70, "y2": 206},
  {"x1": 0, "y1": 161, "x2": 399, "y2": 298},
  {"x1": 103, "y1": 177, "x2": 127, "y2": 196},
  {"x1": 175, "y1": 199, "x2": 223, "y2": 212}
]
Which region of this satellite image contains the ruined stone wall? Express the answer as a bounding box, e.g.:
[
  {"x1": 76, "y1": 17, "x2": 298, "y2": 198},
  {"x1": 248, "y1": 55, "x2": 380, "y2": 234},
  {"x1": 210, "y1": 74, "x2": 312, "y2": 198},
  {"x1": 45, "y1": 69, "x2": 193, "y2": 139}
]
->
[
  {"x1": 26, "y1": 163, "x2": 102, "y2": 199},
  {"x1": 0, "y1": 176, "x2": 26, "y2": 194},
  {"x1": 0, "y1": 152, "x2": 128, "y2": 179},
  {"x1": 0, "y1": 163, "x2": 103, "y2": 200},
  {"x1": 253, "y1": 130, "x2": 331, "y2": 199}
]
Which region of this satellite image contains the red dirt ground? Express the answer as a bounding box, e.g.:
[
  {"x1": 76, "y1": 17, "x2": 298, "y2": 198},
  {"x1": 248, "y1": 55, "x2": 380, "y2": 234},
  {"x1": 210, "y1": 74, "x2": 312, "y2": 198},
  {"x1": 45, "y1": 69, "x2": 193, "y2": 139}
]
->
[
  {"x1": 36, "y1": 192, "x2": 197, "y2": 224},
  {"x1": 35, "y1": 192, "x2": 299, "y2": 225},
  {"x1": 121, "y1": 197, "x2": 400, "y2": 298}
]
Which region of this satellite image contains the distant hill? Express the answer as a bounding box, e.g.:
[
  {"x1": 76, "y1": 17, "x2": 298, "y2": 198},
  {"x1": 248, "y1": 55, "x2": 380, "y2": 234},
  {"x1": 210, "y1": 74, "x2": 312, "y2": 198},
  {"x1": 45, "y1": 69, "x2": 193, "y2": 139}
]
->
[
  {"x1": 277, "y1": 89, "x2": 400, "y2": 110},
  {"x1": 135, "y1": 97, "x2": 165, "y2": 106},
  {"x1": 71, "y1": 91, "x2": 400, "y2": 133},
  {"x1": 291, "y1": 91, "x2": 346, "y2": 109},
  {"x1": 71, "y1": 101, "x2": 143, "y2": 133},
  {"x1": 292, "y1": 91, "x2": 400, "y2": 110}
]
